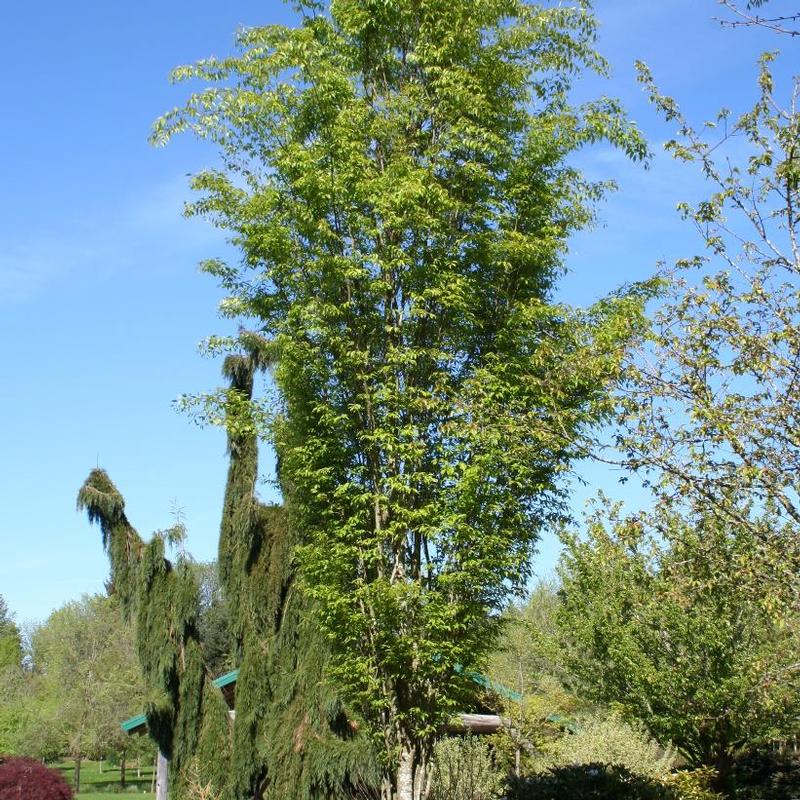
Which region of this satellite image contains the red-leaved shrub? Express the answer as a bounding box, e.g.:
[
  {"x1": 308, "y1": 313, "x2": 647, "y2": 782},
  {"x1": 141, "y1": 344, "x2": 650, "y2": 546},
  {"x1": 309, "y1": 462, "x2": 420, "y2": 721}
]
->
[{"x1": 0, "y1": 756, "x2": 73, "y2": 800}]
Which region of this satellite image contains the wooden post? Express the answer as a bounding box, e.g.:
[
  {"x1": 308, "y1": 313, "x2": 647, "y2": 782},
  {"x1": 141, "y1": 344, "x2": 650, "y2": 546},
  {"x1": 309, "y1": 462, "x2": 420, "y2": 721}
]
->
[{"x1": 156, "y1": 750, "x2": 169, "y2": 800}]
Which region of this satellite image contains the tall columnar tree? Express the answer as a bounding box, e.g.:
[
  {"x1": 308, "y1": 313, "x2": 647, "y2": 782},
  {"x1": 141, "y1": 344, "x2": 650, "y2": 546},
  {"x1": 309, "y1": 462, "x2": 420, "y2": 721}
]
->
[
  {"x1": 154, "y1": 1, "x2": 648, "y2": 797},
  {"x1": 217, "y1": 349, "x2": 377, "y2": 800}
]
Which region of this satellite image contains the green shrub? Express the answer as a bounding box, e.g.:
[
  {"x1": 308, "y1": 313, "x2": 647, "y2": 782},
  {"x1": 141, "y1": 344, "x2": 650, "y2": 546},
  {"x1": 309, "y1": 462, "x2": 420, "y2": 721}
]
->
[
  {"x1": 430, "y1": 736, "x2": 503, "y2": 800},
  {"x1": 533, "y1": 713, "x2": 677, "y2": 779},
  {"x1": 663, "y1": 768, "x2": 723, "y2": 800},
  {"x1": 507, "y1": 763, "x2": 675, "y2": 800}
]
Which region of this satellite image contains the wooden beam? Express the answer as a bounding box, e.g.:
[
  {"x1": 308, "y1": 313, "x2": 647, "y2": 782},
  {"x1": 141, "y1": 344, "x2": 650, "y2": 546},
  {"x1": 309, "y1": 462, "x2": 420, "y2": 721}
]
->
[{"x1": 449, "y1": 714, "x2": 506, "y2": 734}]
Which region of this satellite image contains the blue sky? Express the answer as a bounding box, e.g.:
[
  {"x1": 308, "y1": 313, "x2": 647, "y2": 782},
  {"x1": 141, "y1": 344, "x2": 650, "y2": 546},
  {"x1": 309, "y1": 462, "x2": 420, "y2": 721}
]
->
[{"x1": 0, "y1": 1, "x2": 795, "y2": 625}]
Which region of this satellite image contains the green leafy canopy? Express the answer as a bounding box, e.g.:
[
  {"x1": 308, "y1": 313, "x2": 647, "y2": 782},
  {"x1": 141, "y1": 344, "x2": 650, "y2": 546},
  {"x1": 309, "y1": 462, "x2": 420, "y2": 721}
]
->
[
  {"x1": 153, "y1": 0, "x2": 649, "y2": 794},
  {"x1": 558, "y1": 500, "x2": 800, "y2": 786}
]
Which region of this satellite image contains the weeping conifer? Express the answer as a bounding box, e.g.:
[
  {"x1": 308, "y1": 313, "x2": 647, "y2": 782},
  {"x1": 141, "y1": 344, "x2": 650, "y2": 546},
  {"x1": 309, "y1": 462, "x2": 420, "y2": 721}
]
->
[
  {"x1": 77, "y1": 472, "x2": 231, "y2": 798},
  {"x1": 79, "y1": 347, "x2": 377, "y2": 799},
  {"x1": 219, "y1": 349, "x2": 378, "y2": 800}
]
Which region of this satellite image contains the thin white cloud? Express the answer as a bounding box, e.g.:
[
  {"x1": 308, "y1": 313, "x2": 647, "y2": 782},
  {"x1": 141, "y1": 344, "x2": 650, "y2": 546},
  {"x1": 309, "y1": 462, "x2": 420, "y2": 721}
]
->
[{"x1": 0, "y1": 175, "x2": 226, "y2": 307}]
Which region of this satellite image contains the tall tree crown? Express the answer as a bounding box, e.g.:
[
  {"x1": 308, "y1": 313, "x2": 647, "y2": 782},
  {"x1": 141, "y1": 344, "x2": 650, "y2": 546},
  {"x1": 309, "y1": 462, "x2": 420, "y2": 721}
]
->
[{"x1": 154, "y1": 1, "x2": 649, "y2": 795}]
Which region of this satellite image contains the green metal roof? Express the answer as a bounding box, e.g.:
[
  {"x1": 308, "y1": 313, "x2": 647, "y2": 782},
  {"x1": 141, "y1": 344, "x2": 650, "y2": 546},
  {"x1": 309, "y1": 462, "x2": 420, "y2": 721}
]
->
[
  {"x1": 212, "y1": 668, "x2": 239, "y2": 689},
  {"x1": 120, "y1": 670, "x2": 240, "y2": 734},
  {"x1": 453, "y1": 663, "x2": 523, "y2": 702},
  {"x1": 209, "y1": 665, "x2": 520, "y2": 700},
  {"x1": 121, "y1": 713, "x2": 148, "y2": 734},
  {"x1": 120, "y1": 665, "x2": 521, "y2": 734}
]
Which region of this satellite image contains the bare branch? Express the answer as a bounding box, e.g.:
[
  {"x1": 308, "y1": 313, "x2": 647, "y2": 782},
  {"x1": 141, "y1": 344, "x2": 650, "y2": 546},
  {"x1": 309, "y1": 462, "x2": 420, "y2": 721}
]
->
[{"x1": 717, "y1": 0, "x2": 800, "y2": 36}]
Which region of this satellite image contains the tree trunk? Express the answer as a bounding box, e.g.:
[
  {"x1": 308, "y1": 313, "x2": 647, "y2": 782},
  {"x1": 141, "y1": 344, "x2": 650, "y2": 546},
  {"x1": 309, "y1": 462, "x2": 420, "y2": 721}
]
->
[
  {"x1": 396, "y1": 745, "x2": 414, "y2": 800},
  {"x1": 386, "y1": 743, "x2": 429, "y2": 800},
  {"x1": 156, "y1": 750, "x2": 169, "y2": 800},
  {"x1": 712, "y1": 750, "x2": 736, "y2": 798},
  {"x1": 120, "y1": 749, "x2": 126, "y2": 789},
  {"x1": 74, "y1": 757, "x2": 82, "y2": 794}
]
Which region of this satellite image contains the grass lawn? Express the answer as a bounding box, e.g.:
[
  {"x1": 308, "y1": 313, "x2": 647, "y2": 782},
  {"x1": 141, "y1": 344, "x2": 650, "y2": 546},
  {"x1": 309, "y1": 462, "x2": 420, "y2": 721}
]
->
[
  {"x1": 51, "y1": 757, "x2": 156, "y2": 797},
  {"x1": 76, "y1": 795, "x2": 154, "y2": 800}
]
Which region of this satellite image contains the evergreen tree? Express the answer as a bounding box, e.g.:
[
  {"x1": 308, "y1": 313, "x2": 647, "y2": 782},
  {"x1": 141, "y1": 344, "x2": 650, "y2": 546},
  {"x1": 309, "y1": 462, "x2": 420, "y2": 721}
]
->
[
  {"x1": 218, "y1": 349, "x2": 377, "y2": 800},
  {"x1": 80, "y1": 351, "x2": 377, "y2": 800},
  {"x1": 77, "y1": 471, "x2": 229, "y2": 797}
]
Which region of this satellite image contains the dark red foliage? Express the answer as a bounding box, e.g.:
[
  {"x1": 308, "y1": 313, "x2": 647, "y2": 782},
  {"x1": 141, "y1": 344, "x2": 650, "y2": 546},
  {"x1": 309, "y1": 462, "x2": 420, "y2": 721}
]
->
[{"x1": 0, "y1": 756, "x2": 73, "y2": 800}]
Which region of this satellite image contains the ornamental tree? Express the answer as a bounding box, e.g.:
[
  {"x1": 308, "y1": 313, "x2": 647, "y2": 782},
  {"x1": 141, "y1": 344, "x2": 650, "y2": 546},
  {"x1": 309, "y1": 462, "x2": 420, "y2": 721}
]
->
[
  {"x1": 154, "y1": 1, "x2": 648, "y2": 797},
  {"x1": 615, "y1": 8, "x2": 800, "y2": 593},
  {"x1": 558, "y1": 502, "x2": 800, "y2": 796},
  {"x1": 77, "y1": 472, "x2": 222, "y2": 794},
  {"x1": 578, "y1": 11, "x2": 800, "y2": 792},
  {"x1": 0, "y1": 756, "x2": 73, "y2": 800},
  {"x1": 80, "y1": 355, "x2": 378, "y2": 800}
]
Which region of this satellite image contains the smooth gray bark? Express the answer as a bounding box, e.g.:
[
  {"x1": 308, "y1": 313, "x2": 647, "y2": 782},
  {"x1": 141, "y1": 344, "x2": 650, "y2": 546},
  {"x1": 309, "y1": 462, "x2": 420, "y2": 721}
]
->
[
  {"x1": 395, "y1": 745, "x2": 414, "y2": 800},
  {"x1": 155, "y1": 750, "x2": 168, "y2": 800}
]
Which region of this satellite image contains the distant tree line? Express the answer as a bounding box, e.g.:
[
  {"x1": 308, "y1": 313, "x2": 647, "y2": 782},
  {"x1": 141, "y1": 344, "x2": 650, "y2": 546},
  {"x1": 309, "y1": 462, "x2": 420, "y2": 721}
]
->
[{"x1": 0, "y1": 566, "x2": 234, "y2": 794}]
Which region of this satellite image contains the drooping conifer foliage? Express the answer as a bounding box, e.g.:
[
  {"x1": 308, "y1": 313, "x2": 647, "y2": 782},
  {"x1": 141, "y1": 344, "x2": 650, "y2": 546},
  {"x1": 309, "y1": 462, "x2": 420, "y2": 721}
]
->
[
  {"x1": 80, "y1": 349, "x2": 377, "y2": 800},
  {"x1": 153, "y1": 1, "x2": 649, "y2": 797},
  {"x1": 217, "y1": 347, "x2": 378, "y2": 800},
  {"x1": 77, "y1": 471, "x2": 230, "y2": 796}
]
